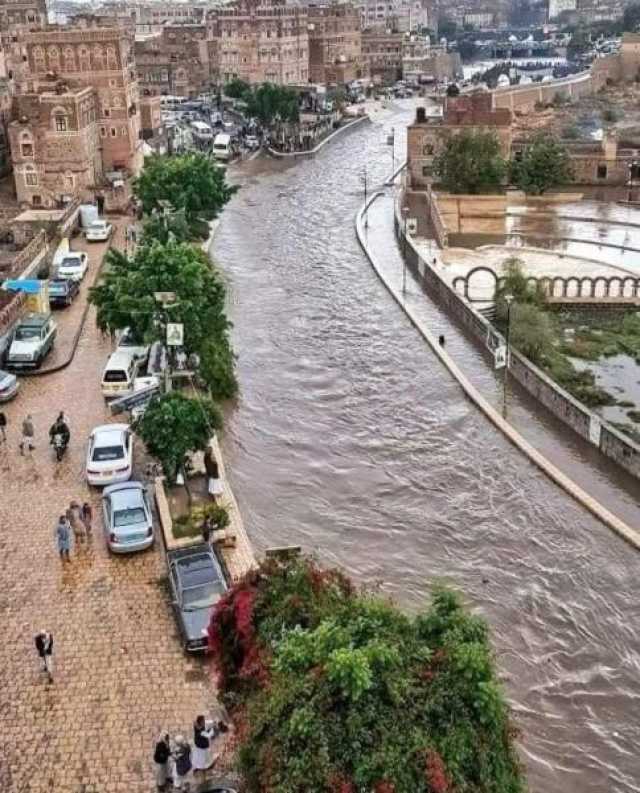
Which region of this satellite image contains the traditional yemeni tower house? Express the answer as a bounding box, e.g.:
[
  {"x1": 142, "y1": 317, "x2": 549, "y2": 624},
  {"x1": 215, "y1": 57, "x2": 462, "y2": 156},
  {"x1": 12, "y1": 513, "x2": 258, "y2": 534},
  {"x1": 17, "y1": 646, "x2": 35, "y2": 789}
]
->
[{"x1": 9, "y1": 24, "x2": 142, "y2": 207}]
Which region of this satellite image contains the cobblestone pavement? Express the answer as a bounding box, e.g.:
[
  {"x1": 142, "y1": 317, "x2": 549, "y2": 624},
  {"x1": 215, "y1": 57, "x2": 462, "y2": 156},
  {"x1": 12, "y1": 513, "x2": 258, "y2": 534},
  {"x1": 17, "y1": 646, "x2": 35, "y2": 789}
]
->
[{"x1": 0, "y1": 223, "x2": 221, "y2": 793}]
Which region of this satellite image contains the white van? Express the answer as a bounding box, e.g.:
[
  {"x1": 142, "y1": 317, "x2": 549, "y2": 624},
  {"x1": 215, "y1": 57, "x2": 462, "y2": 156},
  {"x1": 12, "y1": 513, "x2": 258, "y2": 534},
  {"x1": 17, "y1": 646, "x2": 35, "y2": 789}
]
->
[
  {"x1": 212, "y1": 133, "x2": 233, "y2": 161},
  {"x1": 191, "y1": 120, "x2": 214, "y2": 143},
  {"x1": 101, "y1": 351, "x2": 141, "y2": 399}
]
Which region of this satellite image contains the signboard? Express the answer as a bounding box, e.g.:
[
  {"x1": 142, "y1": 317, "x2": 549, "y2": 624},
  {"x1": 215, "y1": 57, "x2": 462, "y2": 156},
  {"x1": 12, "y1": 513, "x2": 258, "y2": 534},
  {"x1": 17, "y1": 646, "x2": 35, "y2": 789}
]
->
[
  {"x1": 154, "y1": 291, "x2": 177, "y2": 305},
  {"x1": 109, "y1": 383, "x2": 160, "y2": 415},
  {"x1": 494, "y1": 345, "x2": 508, "y2": 370},
  {"x1": 166, "y1": 322, "x2": 184, "y2": 347},
  {"x1": 407, "y1": 218, "x2": 418, "y2": 236}
]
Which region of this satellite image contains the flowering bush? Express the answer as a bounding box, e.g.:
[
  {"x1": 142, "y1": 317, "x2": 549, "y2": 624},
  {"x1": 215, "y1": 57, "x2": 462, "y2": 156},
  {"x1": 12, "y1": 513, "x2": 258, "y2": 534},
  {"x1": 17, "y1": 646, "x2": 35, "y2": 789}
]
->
[{"x1": 208, "y1": 557, "x2": 525, "y2": 793}]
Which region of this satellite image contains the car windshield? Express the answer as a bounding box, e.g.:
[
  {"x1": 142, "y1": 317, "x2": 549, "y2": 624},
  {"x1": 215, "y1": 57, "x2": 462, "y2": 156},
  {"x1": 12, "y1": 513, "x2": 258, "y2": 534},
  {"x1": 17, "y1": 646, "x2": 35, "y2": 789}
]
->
[
  {"x1": 49, "y1": 282, "x2": 66, "y2": 294},
  {"x1": 15, "y1": 326, "x2": 41, "y2": 340},
  {"x1": 92, "y1": 444, "x2": 124, "y2": 462},
  {"x1": 61, "y1": 257, "x2": 81, "y2": 268},
  {"x1": 90, "y1": 222, "x2": 105, "y2": 230},
  {"x1": 113, "y1": 506, "x2": 146, "y2": 527},
  {"x1": 182, "y1": 581, "x2": 226, "y2": 609}
]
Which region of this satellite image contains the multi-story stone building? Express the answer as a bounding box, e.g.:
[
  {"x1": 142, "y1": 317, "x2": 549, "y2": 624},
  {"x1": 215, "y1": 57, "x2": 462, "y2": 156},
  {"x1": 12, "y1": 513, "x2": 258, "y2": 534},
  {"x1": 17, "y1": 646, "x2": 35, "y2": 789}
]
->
[
  {"x1": 308, "y1": 3, "x2": 365, "y2": 84},
  {"x1": 209, "y1": 0, "x2": 309, "y2": 86},
  {"x1": 361, "y1": 29, "x2": 403, "y2": 84},
  {"x1": 98, "y1": 2, "x2": 207, "y2": 33},
  {"x1": 407, "y1": 93, "x2": 512, "y2": 189},
  {"x1": 358, "y1": 0, "x2": 428, "y2": 32},
  {"x1": 402, "y1": 38, "x2": 461, "y2": 83},
  {"x1": 135, "y1": 24, "x2": 212, "y2": 97},
  {"x1": 9, "y1": 24, "x2": 142, "y2": 207}
]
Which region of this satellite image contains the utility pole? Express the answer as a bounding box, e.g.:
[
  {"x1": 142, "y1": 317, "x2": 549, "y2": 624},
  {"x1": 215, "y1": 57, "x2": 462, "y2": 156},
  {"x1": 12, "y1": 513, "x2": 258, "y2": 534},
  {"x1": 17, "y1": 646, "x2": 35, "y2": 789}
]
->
[
  {"x1": 502, "y1": 295, "x2": 513, "y2": 419},
  {"x1": 402, "y1": 205, "x2": 410, "y2": 295},
  {"x1": 363, "y1": 164, "x2": 369, "y2": 228}
]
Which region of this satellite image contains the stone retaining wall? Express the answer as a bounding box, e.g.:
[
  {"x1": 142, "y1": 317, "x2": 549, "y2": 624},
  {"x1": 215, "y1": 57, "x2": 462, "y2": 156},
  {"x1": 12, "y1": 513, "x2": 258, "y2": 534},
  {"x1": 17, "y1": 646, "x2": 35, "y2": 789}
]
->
[{"x1": 395, "y1": 193, "x2": 640, "y2": 481}]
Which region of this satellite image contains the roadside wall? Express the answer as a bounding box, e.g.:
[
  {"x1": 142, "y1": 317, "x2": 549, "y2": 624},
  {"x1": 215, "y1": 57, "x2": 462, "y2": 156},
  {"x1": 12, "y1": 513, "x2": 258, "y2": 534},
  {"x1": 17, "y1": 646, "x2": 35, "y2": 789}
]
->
[
  {"x1": 492, "y1": 71, "x2": 593, "y2": 113},
  {"x1": 436, "y1": 193, "x2": 507, "y2": 234},
  {"x1": 395, "y1": 192, "x2": 640, "y2": 480}
]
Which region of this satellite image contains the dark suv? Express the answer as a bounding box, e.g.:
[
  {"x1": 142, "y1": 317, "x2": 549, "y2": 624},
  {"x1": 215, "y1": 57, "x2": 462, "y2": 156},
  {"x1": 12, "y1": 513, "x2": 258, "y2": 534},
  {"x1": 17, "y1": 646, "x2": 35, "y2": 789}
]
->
[{"x1": 49, "y1": 278, "x2": 80, "y2": 308}]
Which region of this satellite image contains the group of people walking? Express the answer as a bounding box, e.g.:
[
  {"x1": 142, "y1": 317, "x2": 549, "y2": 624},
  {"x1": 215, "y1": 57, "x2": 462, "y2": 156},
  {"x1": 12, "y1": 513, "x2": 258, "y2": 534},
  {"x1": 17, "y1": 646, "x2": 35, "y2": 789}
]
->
[
  {"x1": 153, "y1": 716, "x2": 228, "y2": 790},
  {"x1": 54, "y1": 500, "x2": 93, "y2": 561}
]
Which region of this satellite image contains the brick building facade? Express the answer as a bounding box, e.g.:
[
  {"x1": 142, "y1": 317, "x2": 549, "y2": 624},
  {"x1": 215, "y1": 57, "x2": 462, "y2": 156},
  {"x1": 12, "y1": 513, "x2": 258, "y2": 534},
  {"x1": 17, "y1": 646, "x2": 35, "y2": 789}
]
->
[
  {"x1": 135, "y1": 24, "x2": 212, "y2": 97},
  {"x1": 407, "y1": 93, "x2": 512, "y2": 189},
  {"x1": 361, "y1": 29, "x2": 403, "y2": 83},
  {"x1": 308, "y1": 4, "x2": 365, "y2": 85},
  {"x1": 209, "y1": 0, "x2": 309, "y2": 86},
  {"x1": 9, "y1": 25, "x2": 142, "y2": 207}
]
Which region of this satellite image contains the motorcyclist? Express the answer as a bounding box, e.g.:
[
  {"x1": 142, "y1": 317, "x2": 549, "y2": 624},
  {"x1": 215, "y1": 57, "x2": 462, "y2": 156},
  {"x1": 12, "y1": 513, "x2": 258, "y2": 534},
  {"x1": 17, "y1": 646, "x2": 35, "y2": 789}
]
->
[{"x1": 49, "y1": 412, "x2": 70, "y2": 450}]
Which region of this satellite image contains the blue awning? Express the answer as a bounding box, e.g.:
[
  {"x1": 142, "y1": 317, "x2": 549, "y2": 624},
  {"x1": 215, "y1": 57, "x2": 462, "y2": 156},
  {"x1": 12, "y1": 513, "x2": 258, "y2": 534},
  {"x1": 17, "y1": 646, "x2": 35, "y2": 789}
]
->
[{"x1": 2, "y1": 279, "x2": 43, "y2": 294}]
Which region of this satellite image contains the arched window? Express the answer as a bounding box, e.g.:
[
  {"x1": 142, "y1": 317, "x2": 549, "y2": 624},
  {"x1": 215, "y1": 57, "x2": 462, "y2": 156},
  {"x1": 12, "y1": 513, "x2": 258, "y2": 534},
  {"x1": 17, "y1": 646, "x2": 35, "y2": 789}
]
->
[
  {"x1": 92, "y1": 45, "x2": 104, "y2": 70},
  {"x1": 47, "y1": 46, "x2": 60, "y2": 70},
  {"x1": 20, "y1": 131, "x2": 33, "y2": 157},
  {"x1": 78, "y1": 46, "x2": 90, "y2": 71},
  {"x1": 24, "y1": 165, "x2": 38, "y2": 186},
  {"x1": 63, "y1": 47, "x2": 76, "y2": 71},
  {"x1": 32, "y1": 46, "x2": 45, "y2": 71},
  {"x1": 106, "y1": 46, "x2": 118, "y2": 70}
]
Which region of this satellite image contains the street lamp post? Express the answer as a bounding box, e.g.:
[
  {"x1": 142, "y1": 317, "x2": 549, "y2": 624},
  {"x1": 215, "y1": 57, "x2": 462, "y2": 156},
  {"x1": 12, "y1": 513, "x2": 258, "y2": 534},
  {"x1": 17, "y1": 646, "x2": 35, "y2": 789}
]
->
[
  {"x1": 502, "y1": 294, "x2": 513, "y2": 419},
  {"x1": 402, "y1": 205, "x2": 410, "y2": 295},
  {"x1": 390, "y1": 126, "x2": 395, "y2": 175},
  {"x1": 628, "y1": 160, "x2": 638, "y2": 203},
  {"x1": 363, "y1": 165, "x2": 369, "y2": 229}
]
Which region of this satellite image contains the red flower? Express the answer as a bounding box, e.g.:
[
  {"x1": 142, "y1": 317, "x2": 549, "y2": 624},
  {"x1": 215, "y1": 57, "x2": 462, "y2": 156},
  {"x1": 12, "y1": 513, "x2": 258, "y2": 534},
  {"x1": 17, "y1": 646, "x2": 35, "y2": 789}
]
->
[{"x1": 425, "y1": 749, "x2": 449, "y2": 793}]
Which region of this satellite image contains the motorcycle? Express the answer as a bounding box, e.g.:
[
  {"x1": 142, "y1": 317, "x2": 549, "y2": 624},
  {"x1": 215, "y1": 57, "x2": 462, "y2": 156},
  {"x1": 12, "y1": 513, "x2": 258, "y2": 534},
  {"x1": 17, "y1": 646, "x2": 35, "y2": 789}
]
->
[{"x1": 51, "y1": 432, "x2": 68, "y2": 462}]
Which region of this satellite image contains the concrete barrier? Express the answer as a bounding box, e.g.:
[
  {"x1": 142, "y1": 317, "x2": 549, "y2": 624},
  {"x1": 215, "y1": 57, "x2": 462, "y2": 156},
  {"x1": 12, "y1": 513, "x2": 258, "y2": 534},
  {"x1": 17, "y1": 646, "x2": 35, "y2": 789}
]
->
[{"x1": 356, "y1": 191, "x2": 640, "y2": 550}]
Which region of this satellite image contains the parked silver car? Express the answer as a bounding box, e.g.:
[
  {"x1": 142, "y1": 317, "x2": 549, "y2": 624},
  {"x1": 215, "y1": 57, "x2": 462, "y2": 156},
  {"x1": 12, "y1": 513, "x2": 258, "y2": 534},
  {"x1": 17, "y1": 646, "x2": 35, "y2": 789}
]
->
[
  {"x1": 0, "y1": 369, "x2": 19, "y2": 402},
  {"x1": 102, "y1": 481, "x2": 154, "y2": 553}
]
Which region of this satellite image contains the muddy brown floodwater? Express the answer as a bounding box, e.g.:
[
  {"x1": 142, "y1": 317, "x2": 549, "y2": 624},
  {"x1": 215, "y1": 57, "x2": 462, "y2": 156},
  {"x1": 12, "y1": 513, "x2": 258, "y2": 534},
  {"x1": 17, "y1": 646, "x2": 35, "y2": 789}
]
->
[{"x1": 212, "y1": 105, "x2": 640, "y2": 793}]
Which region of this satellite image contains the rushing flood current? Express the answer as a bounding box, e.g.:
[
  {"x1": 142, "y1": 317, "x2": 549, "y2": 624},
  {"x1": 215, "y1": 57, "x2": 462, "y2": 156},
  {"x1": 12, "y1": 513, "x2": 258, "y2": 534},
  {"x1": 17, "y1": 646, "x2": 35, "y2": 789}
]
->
[{"x1": 212, "y1": 105, "x2": 640, "y2": 793}]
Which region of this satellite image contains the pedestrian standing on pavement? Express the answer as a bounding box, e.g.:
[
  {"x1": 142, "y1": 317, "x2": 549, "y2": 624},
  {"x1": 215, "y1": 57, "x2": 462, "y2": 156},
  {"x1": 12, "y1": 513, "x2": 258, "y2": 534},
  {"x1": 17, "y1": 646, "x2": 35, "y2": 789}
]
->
[
  {"x1": 153, "y1": 732, "x2": 172, "y2": 790},
  {"x1": 0, "y1": 410, "x2": 6, "y2": 442},
  {"x1": 55, "y1": 515, "x2": 72, "y2": 561},
  {"x1": 34, "y1": 630, "x2": 54, "y2": 682},
  {"x1": 19, "y1": 414, "x2": 35, "y2": 455},
  {"x1": 204, "y1": 446, "x2": 222, "y2": 501},
  {"x1": 81, "y1": 502, "x2": 93, "y2": 536},
  {"x1": 192, "y1": 715, "x2": 216, "y2": 773},
  {"x1": 66, "y1": 501, "x2": 86, "y2": 545},
  {"x1": 171, "y1": 735, "x2": 192, "y2": 790}
]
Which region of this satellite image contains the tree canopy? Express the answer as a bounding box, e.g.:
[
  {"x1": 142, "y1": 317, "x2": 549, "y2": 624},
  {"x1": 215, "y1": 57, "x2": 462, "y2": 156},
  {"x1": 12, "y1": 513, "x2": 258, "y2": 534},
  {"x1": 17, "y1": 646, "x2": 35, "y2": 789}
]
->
[
  {"x1": 623, "y1": 3, "x2": 640, "y2": 31},
  {"x1": 510, "y1": 135, "x2": 573, "y2": 195},
  {"x1": 209, "y1": 556, "x2": 525, "y2": 793},
  {"x1": 89, "y1": 239, "x2": 237, "y2": 397},
  {"x1": 134, "y1": 153, "x2": 236, "y2": 238},
  {"x1": 224, "y1": 78, "x2": 252, "y2": 101},
  {"x1": 434, "y1": 130, "x2": 507, "y2": 194},
  {"x1": 245, "y1": 82, "x2": 300, "y2": 127},
  {"x1": 134, "y1": 391, "x2": 222, "y2": 482}
]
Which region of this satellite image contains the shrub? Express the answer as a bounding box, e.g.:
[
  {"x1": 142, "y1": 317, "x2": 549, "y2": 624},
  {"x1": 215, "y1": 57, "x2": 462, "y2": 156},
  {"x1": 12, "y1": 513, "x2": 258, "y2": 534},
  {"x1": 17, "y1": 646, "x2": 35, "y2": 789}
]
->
[{"x1": 208, "y1": 557, "x2": 525, "y2": 793}]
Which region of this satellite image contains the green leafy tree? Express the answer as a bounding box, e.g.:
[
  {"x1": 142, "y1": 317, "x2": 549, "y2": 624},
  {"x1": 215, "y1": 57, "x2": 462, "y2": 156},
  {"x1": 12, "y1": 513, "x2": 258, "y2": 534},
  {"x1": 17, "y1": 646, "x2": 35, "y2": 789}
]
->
[
  {"x1": 134, "y1": 153, "x2": 236, "y2": 239},
  {"x1": 624, "y1": 3, "x2": 640, "y2": 31},
  {"x1": 224, "y1": 78, "x2": 252, "y2": 100},
  {"x1": 434, "y1": 130, "x2": 507, "y2": 194},
  {"x1": 134, "y1": 392, "x2": 222, "y2": 482},
  {"x1": 208, "y1": 557, "x2": 525, "y2": 793},
  {"x1": 511, "y1": 135, "x2": 573, "y2": 195},
  {"x1": 246, "y1": 83, "x2": 300, "y2": 127},
  {"x1": 199, "y1": 335, "x2": 238, "y2": 400},
  {"x1": 437, "y1": 16, "x2": 457, "y2": 39},
  {"x1": 90, "y1": 239, "x2": 229, "y2": 353},
  {"x1": 140, "y1": 210, "x2": 192, "y2": 245},
  {"x1": 457, "y1": 39, "x2": 477, "y2": 61},
  {"x1": 509, "y1": 303, "x2": 556, "y2": 365}
]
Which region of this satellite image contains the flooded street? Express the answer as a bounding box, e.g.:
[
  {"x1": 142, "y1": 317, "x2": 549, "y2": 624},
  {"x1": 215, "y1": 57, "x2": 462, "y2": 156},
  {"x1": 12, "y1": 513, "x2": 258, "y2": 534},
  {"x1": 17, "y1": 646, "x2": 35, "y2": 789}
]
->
[{"x1": 212, "y1": 104, "x2": 640, "y2": 793}]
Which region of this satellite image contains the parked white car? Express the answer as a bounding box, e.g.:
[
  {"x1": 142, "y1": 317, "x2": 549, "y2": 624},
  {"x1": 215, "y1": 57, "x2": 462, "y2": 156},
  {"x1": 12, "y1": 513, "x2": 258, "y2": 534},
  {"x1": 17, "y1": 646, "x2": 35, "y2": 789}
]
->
[
  {"x1": 86, "y1": 220, "x2": 113, "y2": 242},
  {"x1": 57, "y1": 252, "x2": 89, "y2": 282},
  {"x1": 116, "y1": 327, "x2": 150, "y2": 364},
  {"x1": 86, "y1": 424, "x2": 133, "y2": 487}
]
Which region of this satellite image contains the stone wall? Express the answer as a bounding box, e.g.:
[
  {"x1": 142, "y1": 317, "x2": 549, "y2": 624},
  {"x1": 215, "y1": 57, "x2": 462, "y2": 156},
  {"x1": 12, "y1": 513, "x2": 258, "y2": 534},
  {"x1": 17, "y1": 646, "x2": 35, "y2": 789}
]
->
[
  {"x1": 435, "y1": 193, "x2": 507, "y2": 234},
  {"x1": 395, "y1": 192, "x2": 640, "y2": 480},
  {"x1": 492, "y1": 71, "x2": 593, "y2": 113}
]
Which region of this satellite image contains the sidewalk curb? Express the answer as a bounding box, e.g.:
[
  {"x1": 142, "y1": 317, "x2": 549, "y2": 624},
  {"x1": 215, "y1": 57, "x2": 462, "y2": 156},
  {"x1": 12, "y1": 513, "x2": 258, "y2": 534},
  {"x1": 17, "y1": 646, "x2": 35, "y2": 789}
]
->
[
  {"x1": 356, "y1": 192, "x2": 640, "y2": 551},
  {"x1": 267, "y1": 115, "x2": 369, "y2": 159}
]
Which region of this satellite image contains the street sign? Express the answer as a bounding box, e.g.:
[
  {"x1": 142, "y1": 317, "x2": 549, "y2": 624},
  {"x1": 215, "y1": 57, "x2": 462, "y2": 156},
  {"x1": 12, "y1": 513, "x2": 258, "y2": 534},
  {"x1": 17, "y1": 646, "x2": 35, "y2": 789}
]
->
[
  {"x1": 166, "y1": 323, "x2": 184, "y2": 347},
  {"x1": 494, "y1": 345, "x2": 508, "y2": 370},
  {"x1": 109, "y1": 383, "x2": 160, "y2": 415}
]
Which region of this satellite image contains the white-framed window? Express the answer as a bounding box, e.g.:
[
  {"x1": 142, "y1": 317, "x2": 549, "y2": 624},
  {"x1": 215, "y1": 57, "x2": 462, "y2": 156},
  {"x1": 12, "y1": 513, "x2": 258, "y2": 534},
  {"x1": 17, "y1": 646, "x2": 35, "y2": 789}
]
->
[
  {"x1": 110, "y1": 127, "x2": 117, "y2": 137},
  {"x1": 55, "y1": 114, "x2": 68, "y2": 132},
  {"x1": 24, "y1": 166, "x2": 38, "y2": 186}
]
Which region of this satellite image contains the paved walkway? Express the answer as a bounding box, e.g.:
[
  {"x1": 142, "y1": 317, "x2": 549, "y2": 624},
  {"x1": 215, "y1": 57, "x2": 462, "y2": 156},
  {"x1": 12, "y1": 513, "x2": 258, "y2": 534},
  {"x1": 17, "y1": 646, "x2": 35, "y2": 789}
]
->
[{"x1": 0, "y1": 224, "x2": 221, "y2": 793}]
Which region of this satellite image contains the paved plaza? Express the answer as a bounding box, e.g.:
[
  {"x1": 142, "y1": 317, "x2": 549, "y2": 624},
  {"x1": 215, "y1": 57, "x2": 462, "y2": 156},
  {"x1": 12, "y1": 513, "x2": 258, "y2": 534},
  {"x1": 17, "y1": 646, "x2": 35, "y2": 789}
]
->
[{"x1": 0, "y1": 225, "x2": 220, "y2": 792}]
